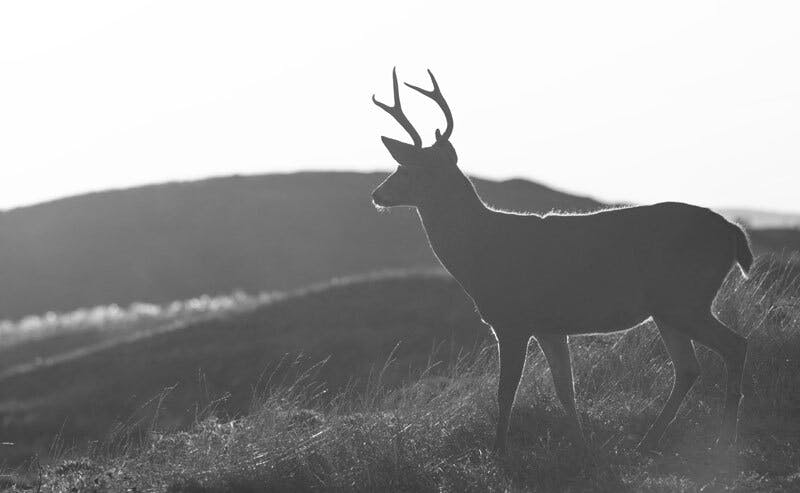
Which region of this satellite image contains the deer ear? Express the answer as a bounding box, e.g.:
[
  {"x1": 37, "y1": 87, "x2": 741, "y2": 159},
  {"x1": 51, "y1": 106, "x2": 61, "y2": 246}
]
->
[{"x1": 381, "y1": 136, "x2": 424, "y2": 166}]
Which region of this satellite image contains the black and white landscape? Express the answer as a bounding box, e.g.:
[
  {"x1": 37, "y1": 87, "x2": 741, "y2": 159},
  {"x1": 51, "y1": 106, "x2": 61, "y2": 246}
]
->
[{"x1": 1, "y1": 2, "x2": 799, "y2": 491}]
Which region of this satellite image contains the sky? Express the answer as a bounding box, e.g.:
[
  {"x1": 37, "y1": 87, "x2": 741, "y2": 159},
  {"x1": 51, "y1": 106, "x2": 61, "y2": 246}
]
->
[{"x1": 1, "y1": 1, "x2": 798, "y2": 212}]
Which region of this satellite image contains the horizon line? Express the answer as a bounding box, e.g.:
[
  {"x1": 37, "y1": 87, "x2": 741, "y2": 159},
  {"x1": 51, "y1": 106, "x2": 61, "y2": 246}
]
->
[{"x1": 2, "y1": 168, "x2": 799, "y2": 219}]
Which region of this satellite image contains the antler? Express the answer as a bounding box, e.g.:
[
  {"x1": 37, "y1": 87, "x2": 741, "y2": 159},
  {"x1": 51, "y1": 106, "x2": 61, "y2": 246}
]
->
[
  {"x1": 405, "y1": 69, "x2": 453, "y2": 142},
  {"x1": 372, "y1": 68, "x2": 422, "y2": 147}
]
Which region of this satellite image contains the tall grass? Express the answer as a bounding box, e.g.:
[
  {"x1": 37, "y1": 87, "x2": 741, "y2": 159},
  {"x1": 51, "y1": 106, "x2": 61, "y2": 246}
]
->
[{"x1": 8, "y1": 255, "x2": 800, "y2": 492}]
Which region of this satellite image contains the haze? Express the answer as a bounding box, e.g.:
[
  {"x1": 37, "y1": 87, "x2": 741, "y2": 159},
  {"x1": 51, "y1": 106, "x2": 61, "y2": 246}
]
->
[{"x1": 1, "y1": 1, "x2": 798, "y2": 212}]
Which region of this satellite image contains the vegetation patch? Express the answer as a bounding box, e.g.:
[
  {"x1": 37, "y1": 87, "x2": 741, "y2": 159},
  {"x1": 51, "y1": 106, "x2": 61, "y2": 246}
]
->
[{"x1": 2, "y1": 254, "x2": 800, "y2": 491}]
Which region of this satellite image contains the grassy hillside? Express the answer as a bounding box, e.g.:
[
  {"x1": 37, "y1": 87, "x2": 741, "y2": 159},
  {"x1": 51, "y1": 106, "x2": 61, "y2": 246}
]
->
[
  {"x1": 2, "y1": 254, "x2": 800, "y2": 491},
  {"x1": 0, "y1": 271, "x2": 490, "y2": 467},
  {"x1": 0, "y1": 290, "x2": 289, "y2": 375},
  {"x1": 0, "y1": 172, "x2": 600, "y2": 320}
]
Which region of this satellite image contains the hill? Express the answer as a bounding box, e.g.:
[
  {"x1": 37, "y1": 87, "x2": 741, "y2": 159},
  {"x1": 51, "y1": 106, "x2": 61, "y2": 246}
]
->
[
  {"x1": 0, "y1": 272, "x2": 492, "y2": 466},
  {"x1": 4, "y1": 254, "x2": 800, "y2": 491},
  {"x1": 722, "y1": 207, "x2": 800, "y2": 229},
  {"x1": 0, "y1": 172, "x2": 602, "y2": 320},
  {"x1": 748, "y1": 227, "x2": 800, "y2": 255},
  {"x1": 1, "y1": 171, "x2": 798, "y2": 321}
]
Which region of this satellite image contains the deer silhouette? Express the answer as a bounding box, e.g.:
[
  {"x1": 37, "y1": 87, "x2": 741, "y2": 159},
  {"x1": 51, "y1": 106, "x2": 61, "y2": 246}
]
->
[{"x1": 370, "y1": 68, "x2": 751, "y2": 454}]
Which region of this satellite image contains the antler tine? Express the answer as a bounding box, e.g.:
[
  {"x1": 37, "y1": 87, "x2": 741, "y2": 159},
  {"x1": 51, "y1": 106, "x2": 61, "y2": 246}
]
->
[
  {"x1": 372, "y1": 68, "x2": 422, "y2": 147},
  {"x1": 404, "y1": 69, "x2": 453, "y2": 142}
]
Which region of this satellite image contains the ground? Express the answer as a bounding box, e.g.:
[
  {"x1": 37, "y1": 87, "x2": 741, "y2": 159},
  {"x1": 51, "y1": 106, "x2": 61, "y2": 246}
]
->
[{"x1": 1, "y1": 254, "x2": 799, "y2": 492}]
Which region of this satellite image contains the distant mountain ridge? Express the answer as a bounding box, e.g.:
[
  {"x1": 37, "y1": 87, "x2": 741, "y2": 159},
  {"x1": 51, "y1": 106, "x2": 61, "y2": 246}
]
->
[
  {"x1": 0, "y1": 172, "x2": 601, "y2": 320},
  {"x1": 722, "y1": 208, "x2": 800, "y2": 229},
  {"x1": 0, "y1": 171, "x2": 795, "y2": 320}
]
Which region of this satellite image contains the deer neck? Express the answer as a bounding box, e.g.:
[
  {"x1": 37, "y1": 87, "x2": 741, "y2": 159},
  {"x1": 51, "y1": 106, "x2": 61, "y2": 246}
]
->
[{"x1": 416, "y1": 175, "x2": 487, "y2": 285}]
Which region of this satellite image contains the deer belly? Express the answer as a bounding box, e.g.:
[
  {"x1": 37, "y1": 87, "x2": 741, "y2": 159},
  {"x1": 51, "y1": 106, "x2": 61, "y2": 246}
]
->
[
  {"x1": 567, "y1": 308, "x2": 649, "y2": 334},
  {"x1": 549, "y1": 293, "x2": 650, "y2": 334}
]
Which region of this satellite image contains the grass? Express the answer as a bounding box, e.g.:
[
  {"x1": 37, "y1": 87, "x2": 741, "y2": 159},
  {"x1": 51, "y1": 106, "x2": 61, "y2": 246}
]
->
[
  {"x1": 3, "y1": 254, "x2": 800, "y2": 492},
  {"x1": 0, "y1": 269, "x2": 487, "y2": 467}
]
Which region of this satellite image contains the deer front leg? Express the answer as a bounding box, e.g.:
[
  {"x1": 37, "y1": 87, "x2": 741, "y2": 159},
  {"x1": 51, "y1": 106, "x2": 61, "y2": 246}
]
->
[
  {"x1": 493, "y1": 336, "x2": 528, "y2": 454},
  {"x1": 538, "y1": 333, "x2": 587, "y2": 448},
  {"x1": 637, "y1": 321, "x2": 700, "y2": 452}
]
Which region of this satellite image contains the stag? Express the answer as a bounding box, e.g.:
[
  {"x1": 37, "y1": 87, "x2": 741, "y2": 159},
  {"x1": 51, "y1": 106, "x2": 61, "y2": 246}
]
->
[{"x1": 370, "y1": 68, "x2": 751, "y2": 454}]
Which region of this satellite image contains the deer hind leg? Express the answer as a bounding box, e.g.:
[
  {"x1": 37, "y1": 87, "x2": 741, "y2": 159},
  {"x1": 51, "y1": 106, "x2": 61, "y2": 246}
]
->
[
  {"x1": 538, "y1": 334, "x2": 586, "y2": 448},
  {"x1": 658, "y1": 310, "x2": 747, "y2": 448},
  {"x1": 637, "y1": 320, "x2": 700, "y2": 452},
  {"x1": 493, "y1": 336, "x2": 528, "y2": 455},
  {"x1": 689, "y1": 311, "x2": 747, "y2": 448}
]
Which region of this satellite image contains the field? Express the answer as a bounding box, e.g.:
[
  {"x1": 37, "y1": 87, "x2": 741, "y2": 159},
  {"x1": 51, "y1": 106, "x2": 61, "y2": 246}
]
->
[{"x1": 0, "y1": 253, "x2": 798, "y2": 491}]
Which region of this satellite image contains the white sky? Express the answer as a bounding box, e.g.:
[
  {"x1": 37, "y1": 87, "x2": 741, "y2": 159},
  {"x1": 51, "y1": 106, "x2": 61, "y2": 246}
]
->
[{"x1": 1, "y1": 1, "x2": 798, "y2": 212}]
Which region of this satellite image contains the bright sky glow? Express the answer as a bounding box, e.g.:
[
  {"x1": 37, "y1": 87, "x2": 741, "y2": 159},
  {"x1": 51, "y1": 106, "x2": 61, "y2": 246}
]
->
[{"x1": 1, "y1": 1, "x2": 798, "y2": 212}]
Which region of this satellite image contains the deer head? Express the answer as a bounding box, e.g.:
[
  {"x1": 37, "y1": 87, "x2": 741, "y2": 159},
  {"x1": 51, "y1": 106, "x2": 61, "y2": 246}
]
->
[{"x1": 371, "y1": 68, "x2": 461, "y2": 208}]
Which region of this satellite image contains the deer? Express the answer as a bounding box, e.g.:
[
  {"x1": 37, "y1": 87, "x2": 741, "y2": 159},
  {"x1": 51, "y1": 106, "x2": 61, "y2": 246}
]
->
[{"x1": 370, "y1": 68, "x2": 752, "y2": 455}]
